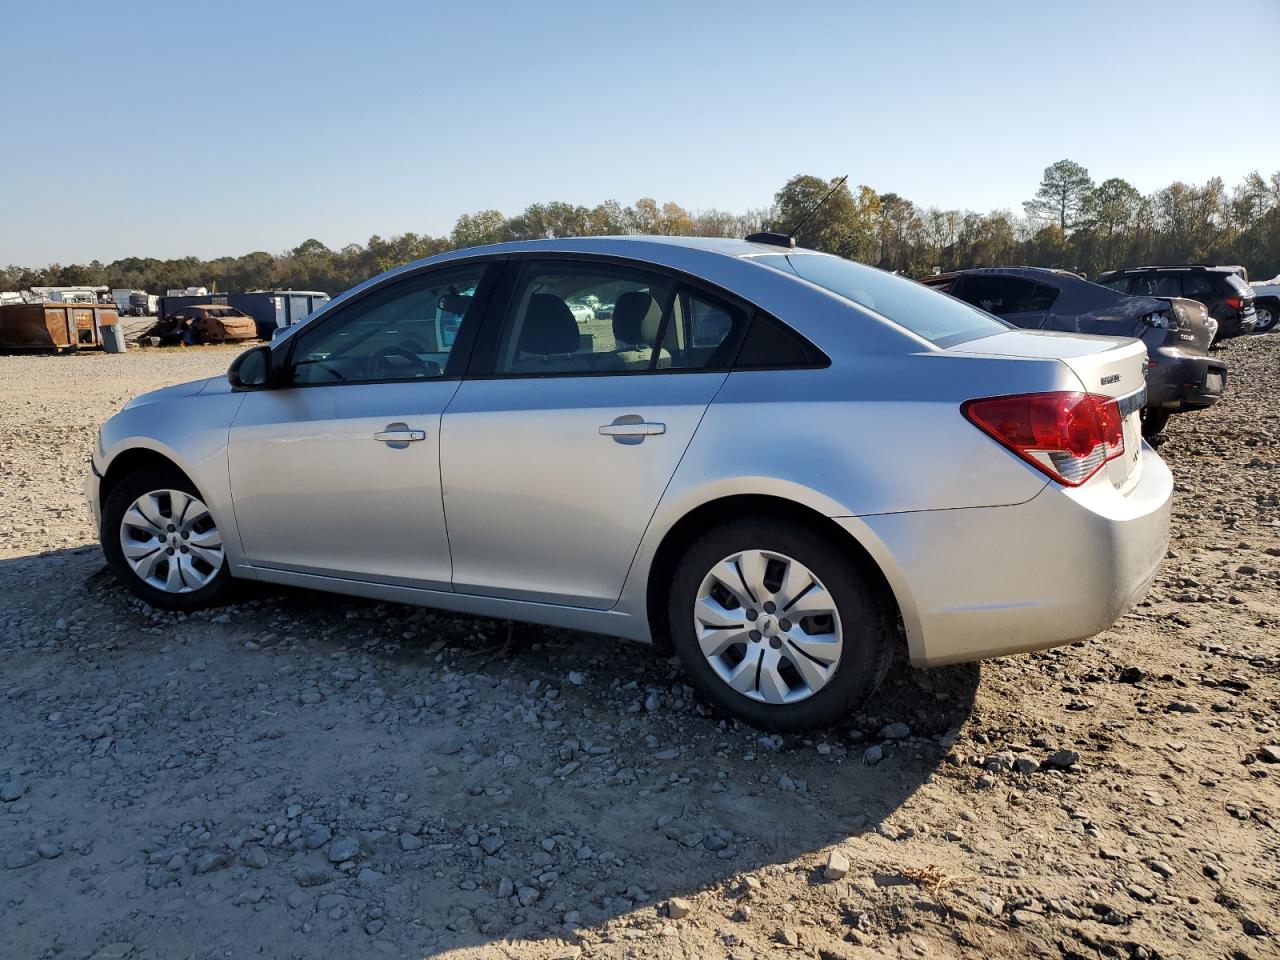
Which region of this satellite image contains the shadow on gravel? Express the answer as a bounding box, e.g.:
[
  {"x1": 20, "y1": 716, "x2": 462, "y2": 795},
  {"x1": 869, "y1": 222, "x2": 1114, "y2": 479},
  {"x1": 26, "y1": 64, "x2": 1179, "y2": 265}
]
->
[{"x1": 1, "y1": 547, "x2": 979, "y2": 958}]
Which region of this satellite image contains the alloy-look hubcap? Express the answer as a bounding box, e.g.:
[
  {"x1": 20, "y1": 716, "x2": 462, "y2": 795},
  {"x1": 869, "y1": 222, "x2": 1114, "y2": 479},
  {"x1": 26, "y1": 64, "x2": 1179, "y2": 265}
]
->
[
  {"x1": 119, "y1": 489, "x2": 224, "y2": 593},
  {"x1": 693, "y1": 549, "x2": 843, "y2": 705}
]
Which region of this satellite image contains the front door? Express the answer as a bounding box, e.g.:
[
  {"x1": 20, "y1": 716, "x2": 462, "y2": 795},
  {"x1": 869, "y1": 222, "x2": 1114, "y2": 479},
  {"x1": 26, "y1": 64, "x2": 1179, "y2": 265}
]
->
[
  {"x1": 441, "y1": 258, "x2": 749, "y2": 608},
  {"x1": 227, "y1": 260, "x2": 497, "y2": 588}
]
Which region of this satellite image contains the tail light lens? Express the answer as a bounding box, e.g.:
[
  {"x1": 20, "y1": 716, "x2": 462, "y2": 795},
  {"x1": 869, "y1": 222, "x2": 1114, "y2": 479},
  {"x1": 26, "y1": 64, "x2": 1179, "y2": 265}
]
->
[
  {"x1": 962, "y1": 392, "x2": 1125, "y2": 487},
  {"x1": 1224, "y1": 296, "x2": 1244, "y2": 310}
]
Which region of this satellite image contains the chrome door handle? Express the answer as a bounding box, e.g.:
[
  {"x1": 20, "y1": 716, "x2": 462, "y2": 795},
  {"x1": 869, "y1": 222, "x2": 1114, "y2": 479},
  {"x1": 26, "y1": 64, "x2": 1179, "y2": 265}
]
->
[
  {"x1": 373, "y1": 429, "x2": 426, "y2": 443},
  {"x1": 599, "y1": 421, "x2": 665, "y2": 437}
]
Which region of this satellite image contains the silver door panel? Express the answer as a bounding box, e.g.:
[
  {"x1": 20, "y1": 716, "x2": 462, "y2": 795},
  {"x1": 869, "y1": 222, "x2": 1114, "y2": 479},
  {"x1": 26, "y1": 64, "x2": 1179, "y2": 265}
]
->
[{"x1": 228, "y1": 381, "x2": 460, "y2": 587}]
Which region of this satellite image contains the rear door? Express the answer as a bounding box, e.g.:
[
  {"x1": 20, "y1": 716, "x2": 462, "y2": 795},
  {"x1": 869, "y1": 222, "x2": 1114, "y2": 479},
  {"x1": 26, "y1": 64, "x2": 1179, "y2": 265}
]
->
[{"x1": 440, "y1": 257, "x2": 748, "y2": 608}]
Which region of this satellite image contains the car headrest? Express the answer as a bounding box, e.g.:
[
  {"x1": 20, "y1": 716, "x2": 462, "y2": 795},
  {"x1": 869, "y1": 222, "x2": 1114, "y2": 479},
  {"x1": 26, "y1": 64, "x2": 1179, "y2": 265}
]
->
[
  {"x1": 438, "y1": 293, "x2": 472, "y2": 316},
  {"x1": 613, "y1": 291, "x2": 664, "y2": 346},
  {"x1": 518, "y1": 294, "x2": 579, "y2": 355}
]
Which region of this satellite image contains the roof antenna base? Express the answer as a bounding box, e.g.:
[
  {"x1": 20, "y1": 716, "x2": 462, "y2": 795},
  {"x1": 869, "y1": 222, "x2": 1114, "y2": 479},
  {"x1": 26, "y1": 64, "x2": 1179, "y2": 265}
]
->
[{"x1": 745, "y1": 232, "x2": 796, "y2": 248}]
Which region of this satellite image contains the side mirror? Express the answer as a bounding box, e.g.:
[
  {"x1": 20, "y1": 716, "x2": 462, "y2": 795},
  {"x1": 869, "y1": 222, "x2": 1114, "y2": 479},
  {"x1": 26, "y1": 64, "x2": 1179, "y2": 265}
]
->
[{"x1": 228, "y1": 344, "x2": 272, "y2": 390}]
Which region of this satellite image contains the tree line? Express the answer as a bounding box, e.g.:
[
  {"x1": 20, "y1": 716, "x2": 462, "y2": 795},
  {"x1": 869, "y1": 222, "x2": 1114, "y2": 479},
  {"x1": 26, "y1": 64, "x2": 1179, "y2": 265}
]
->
[{"x1": 5, "y1": 161, "x2": 1278, "y2": 296}]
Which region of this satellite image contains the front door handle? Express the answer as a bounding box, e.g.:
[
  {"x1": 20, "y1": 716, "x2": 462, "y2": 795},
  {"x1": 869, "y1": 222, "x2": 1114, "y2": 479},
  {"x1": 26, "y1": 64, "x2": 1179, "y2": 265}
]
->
[
  {"x1": 374, "y1": 424, "x2": 426, "y2": 445},
  {"x1": 599, "y1": 416, "x2": 665, "y2": 444}
]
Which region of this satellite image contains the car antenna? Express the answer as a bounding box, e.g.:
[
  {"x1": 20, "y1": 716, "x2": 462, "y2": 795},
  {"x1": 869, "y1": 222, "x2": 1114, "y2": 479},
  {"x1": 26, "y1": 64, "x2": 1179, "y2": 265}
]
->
[{"x1": 746, "y1": 174, "x2": 849, "y2": 249}]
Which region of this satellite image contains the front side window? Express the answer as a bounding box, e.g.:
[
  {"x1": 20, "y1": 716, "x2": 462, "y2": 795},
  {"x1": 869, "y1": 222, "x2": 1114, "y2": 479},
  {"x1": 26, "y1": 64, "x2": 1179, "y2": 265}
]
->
[
  {"x1": 288, "y1": 263, "x2": 487, "y2": 385},
  {"x1": 752, "y1": 253, "x2": 1008, "y2": 347}
]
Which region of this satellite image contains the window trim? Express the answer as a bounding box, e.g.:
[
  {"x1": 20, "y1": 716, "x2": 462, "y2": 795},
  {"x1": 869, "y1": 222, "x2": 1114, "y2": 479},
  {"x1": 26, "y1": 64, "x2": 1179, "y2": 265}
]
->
[{"x1": 274, "y1": 257, "x2": 504, "y2": 389}]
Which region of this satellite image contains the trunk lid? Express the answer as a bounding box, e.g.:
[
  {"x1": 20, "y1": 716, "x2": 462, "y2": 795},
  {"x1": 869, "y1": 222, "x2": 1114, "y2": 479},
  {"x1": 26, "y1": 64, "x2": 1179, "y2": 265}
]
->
[{"x1": 950, "y1": 329, "x2": 1148, "y2": 489}]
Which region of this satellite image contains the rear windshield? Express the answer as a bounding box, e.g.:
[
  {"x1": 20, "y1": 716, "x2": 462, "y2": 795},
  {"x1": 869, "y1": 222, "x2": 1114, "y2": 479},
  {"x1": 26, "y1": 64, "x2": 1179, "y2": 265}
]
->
[{"x1": 750, "y1": 254, "x2": 1009, "y2": 347}]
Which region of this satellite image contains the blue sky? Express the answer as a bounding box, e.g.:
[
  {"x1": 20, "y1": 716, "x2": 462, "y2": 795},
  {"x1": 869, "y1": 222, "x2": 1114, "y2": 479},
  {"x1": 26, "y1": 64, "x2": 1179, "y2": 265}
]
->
[{"x1": 4, "y1": 0, "x2": 1278, "y2": 265}]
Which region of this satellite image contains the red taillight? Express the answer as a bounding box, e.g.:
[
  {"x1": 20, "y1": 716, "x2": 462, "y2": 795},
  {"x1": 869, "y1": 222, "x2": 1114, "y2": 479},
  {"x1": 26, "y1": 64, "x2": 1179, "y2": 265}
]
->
[
  {"x1": 1224, "y1": 296, "x2": 1244, "y2": 310},
  {"x1": 962, "y1": 392, "x2": 1125, "y2": 487}
]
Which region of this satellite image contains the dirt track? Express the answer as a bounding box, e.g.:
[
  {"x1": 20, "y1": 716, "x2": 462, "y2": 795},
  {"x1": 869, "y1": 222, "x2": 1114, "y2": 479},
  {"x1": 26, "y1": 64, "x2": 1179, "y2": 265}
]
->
[{"x1": 0, "y1": 340, "x2": 1277, "y2": 960}]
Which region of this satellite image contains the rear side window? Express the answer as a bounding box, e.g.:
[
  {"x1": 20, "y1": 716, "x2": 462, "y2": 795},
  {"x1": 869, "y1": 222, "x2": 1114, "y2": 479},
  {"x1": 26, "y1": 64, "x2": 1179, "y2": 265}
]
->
[
  {"x1": 1099, "y1": 277, "x2": 1131, "y2": 293},
  {"x1": 493, "y1": 262, "x2": 674, "y2": 374},
  {"x1": 1180, "y1": 274, "x2": 1215, "y2": 298},
  {"x1": 734, "y1": 312, "x2": 827, "y2": 368},
  {"x1": 751, "y1": 253, "x2": 1008, "y2": 347},
  {"x1": 658, "y1": 286, "x2": 750, "y2": 370},
  {"x1": 954, "y1": 276, "x2": 1058, "y2": 316},
  {"x1": 1129, "y1": 275, "x2": 1181, "y2": 297}
]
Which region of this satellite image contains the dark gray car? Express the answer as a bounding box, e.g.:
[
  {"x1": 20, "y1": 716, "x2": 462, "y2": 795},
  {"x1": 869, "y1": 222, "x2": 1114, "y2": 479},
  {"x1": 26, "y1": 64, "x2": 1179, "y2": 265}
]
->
[{"x1": 921, "y1": 267, "x2": 1225, "y2": 438}]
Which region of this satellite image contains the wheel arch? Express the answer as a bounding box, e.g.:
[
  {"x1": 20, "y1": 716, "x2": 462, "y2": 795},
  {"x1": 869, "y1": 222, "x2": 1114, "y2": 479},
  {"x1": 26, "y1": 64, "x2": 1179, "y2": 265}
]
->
[
  {"x1": 643, "y1": 493, "x2": 909, "y2": 657},
  {"x1": 99, "y1": 445, "x2": 200, "y2": 514}
]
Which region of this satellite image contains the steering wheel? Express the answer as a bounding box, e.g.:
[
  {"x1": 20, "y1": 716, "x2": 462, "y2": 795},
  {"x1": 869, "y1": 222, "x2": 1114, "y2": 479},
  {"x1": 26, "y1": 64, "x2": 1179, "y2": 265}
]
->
[{"x1": 368, "y1": 345, "x2": 434, "y2": 380}]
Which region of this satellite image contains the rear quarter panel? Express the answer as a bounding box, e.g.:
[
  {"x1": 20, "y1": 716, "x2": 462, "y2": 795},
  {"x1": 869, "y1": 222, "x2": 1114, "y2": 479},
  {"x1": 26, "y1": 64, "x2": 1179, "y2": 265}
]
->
[{"x1": 615, "y1": 349, "x2": 1080, "y2": 621}]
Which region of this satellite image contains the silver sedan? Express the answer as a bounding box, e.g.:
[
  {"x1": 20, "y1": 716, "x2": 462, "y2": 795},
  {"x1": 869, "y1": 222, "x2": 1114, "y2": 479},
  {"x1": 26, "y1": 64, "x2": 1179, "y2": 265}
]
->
[{"x1": 87, "y1": 237, "x2": 1172, "y2": 730}]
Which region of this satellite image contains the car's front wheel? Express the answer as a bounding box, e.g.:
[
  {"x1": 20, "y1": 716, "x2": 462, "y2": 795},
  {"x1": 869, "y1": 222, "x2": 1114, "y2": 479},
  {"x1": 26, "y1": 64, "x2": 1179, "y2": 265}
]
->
[
  {"x1": 102, "y1": 468, "x2": 234, "y2": 611},
  {"x1": 667, "y1": 519, "x2": 893, "y2": 731}
]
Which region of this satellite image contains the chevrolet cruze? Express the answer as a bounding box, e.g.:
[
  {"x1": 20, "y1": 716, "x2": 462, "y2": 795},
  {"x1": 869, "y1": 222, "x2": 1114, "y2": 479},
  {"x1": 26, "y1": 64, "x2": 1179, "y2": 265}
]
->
[{"x1": 87, "y1": 236, "x2": 1173, "y2": 730}]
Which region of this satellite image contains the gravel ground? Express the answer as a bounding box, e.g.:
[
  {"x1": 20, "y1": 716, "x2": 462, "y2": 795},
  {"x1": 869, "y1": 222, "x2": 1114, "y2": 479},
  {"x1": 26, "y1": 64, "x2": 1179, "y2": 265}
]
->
[{"x1": 0, "y1": 339, "x2": 1277, "y2": 960}]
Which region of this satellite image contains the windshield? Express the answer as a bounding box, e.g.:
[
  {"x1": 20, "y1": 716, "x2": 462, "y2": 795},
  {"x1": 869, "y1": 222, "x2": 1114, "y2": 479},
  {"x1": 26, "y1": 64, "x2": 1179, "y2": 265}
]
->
[{"x1": 750, "y1": 254, "x2": 1009, "y2": 347}]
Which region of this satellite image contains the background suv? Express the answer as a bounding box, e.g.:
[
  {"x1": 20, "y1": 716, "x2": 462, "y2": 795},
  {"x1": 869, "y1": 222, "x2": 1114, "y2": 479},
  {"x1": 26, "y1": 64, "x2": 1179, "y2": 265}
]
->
[{"x1": 1095, "y1": 265, "x2": 1257, "y2": 342}]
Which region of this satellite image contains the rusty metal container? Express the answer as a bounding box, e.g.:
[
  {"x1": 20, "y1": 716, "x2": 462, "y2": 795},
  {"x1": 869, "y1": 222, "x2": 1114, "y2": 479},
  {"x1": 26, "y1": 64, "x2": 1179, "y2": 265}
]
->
[{"x1": 0, "y1": 303, "x2": 120, "y2": 351}]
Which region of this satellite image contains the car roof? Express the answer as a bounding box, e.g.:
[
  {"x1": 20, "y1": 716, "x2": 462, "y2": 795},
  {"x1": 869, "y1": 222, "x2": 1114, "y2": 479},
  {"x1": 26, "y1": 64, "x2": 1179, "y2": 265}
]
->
[
  {"x1": 1102, "y1": 264, "x2": 1234, "y2": 274},
  {"x1": 940, "y1": 266, "x2": 1085, "y2": 282},
  {"x1": 274, "y1": 235, "x2": 932, "y2": 357},
  {"x1": 315, "y1": 236, "x2": 829, "y2": 315}
]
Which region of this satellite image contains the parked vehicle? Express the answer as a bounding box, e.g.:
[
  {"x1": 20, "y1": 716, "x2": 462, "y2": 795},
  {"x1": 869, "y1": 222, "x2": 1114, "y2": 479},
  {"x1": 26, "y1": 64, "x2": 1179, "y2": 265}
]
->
[
  {"x1": 111, "y1": 289, "x2": 159, "y2": 316},
  {"x1": 1095, "y1": 265, "x2": 1257, "y2": 341},
  {"x1": 87, "y1": 237, "x2": 1172, "y2": 731},
  {"x1": 129, "y1": 292, "x2": 160, "y2": 316},
  {"x1": 229, "y1": 291, "x2": 330, "y2": 339},
  {"x1": 1249, "y1": 274, "x2": 1279, "y2": 333},
  {"x1": 146, "y1": 305, "x2": 258, "y2": 344},
  {"x1": 920, "y1": 267, "x2": 1224, "y2": 438}
]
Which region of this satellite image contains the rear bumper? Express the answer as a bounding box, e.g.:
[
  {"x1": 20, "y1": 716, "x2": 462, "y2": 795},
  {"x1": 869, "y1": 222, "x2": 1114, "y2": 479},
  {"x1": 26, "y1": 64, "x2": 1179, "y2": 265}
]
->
[
  {"x1": 1147, "y1": 350, "x2": 1226, "y2": 410},
  {"x1": 843, "y1": 444, "x2": 1172, "y2": 667},
  {"x1": 1218, "y1": 314, "x2": 1257, "y2": 339}
]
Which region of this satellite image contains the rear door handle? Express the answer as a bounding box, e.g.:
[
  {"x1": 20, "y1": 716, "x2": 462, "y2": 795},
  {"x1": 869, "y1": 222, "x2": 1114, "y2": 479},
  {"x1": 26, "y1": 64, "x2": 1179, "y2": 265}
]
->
[{"x1": 599, "y1": 421, "x2": 665, "y2": 437}]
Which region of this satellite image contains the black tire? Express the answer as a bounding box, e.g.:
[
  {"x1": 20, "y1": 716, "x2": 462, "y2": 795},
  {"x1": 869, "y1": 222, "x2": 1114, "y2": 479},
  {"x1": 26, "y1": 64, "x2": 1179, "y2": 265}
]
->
[
  {"x1": 1255, "y1": 300, "x2": 1277, "y2": 334},
  {"x1": 1141, "y1": 407, "x2": 1171, "y2": 440},
  {"x1": 667, "y1": 519, "x2": 894, "y2": 732},
  {"x1": 101, "y1": 466, "x2": 235, "y2": 611}
]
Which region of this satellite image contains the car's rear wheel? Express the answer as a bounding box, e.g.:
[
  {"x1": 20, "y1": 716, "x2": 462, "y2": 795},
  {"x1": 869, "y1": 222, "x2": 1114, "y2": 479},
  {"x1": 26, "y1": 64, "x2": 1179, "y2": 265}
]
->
[
  {"x1": 1141, "y1": 406, "x2": 1171, "y2": 440},
  {"x1": 667, "y1": 519, "x2": 893, "y2": 731},
  {"x1": 102, "y1": 468, "x2": 234, "y2": 611}
]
